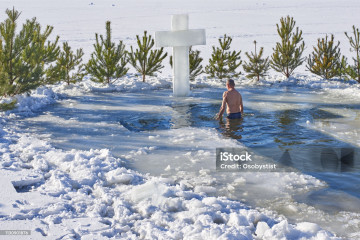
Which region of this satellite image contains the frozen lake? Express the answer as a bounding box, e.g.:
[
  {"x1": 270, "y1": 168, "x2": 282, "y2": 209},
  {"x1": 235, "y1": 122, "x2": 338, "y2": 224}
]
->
[
  {"x1": 2, "y1": 0, "x2": 360, "y2": 238},
  {"x1": 11, "y1": 85, "x2": 360, "y2": 238}
]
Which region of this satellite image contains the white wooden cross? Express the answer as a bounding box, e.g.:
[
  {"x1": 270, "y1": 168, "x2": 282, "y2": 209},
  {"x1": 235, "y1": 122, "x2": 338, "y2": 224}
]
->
[{"x1": 155, "y1": 14, "x2": 206, "y2": 97}]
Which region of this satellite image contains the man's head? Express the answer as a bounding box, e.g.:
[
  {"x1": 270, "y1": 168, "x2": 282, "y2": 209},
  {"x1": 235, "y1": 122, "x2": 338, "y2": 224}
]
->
[{"x1": 226, "y1": 79, "x2": 235, "y2": 89}]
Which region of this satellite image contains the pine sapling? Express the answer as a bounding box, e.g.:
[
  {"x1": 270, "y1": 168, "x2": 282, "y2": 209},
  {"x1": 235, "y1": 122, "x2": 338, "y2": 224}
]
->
[
  {"x1": 129, "y1": 31, "x2": 167, "y2": 82},
  {"x1": 345, "y1": 25, "x2": 360, "y2": 83},
  {"x1": 47, "y1": 42, "x2": 84, "y2": 85},
  {"x1": 271, "y1": 16, "x2": 305, "y2": 78},
  {"x1": 20, "y1": 19, "x2": 60, "y2": 93},
  {"x1": 307, "y1": 34, "x2": 343, "y2": 79},
  {"x1": 86, "y1": 21, "x2": 128, "y2": 84},
  {"x1": 338, "y1": 55, "x2": 349, "y2": 80},
  {"x1": 0, "y1": 8, "x2": 59, "y2": 97},
  {"x1": 243, "y1": 40, "x2": 270, "y2": 81},
  {"x1": 205, "y1": 34, "x2": 242, "y2": 79},
  {"x1": 169, "y1": 47, "x2": 204, "y2": 81}
]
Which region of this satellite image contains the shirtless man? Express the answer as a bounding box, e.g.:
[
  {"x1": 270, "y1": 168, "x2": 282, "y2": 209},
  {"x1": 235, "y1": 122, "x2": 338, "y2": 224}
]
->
[{"x1": 215, "y1": 79, "x2": 243, "y2": 120}]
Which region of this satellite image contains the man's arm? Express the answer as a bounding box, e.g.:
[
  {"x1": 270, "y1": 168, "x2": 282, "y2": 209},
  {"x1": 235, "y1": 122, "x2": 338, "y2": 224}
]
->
[
  {"x1": 239, "y1": 94, "x2": 243, "y2": 114},
  {"x1": 216, "y1": 92, "x2": 227, "y2": 120}
]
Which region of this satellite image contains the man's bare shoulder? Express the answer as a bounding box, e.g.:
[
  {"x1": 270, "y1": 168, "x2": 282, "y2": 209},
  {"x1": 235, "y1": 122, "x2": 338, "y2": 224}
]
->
[
  {"x1": 227, "y1": 89, "x2": 240, "y2": 95},
  {"x1": 234, "y1": 89, "x2": 241, "y2": 96}
]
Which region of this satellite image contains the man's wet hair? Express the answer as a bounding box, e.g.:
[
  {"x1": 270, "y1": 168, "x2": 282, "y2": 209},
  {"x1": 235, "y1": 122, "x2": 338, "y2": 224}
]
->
[{"x1": 227, "y1": 79, "x2": 235, "y2": 87}]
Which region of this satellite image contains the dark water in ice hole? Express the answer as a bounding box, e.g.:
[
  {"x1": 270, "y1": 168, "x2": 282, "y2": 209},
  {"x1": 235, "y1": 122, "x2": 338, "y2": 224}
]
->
[{"x1": 10, "y1": 86, "x2": 360, "y2": 236}]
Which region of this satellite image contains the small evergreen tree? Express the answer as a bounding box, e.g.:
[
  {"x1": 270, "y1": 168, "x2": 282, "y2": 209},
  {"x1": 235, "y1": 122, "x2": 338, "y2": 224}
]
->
[
  {"x1": 243, "y1": 40, "x2": 270, "y2": 81},
  {"x1": 169, "y1": 47, "x2": 204, "y2": 81},
  {"x1": 205, "y1": 34, "x2": 242, "y2": 79},
  {"x1": 345, "y1": 25, "x2": 360, "y2": 83},
  {"x1": 86, "y1": 21, "x2": 128, "y2": 84},
  {"x1": 0, "y1": 8, "x2": 59, "y2": 97},
  {"x1": 338, "y1": 55, "x2": 349, "y2": 80},
  {"x1": 47, "y1": 42, "x2": 84, "y2": 85},
  {"x1": 128, "y1": 31, "x2": 167, "y2": 82},
  {"x1": 307, "y1": 34, "x2": 344, "y2": 79},
  {"x1": 271, "y1": 16, "x2": 305, "y2": 78}
]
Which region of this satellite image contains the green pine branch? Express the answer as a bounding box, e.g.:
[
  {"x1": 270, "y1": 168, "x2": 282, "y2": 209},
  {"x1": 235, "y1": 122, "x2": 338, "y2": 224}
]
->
[
  {"x1": 344, "y1": 25, "x2": 360, "y2": 83},
  {"x1": 86, "y1": 21, "x2": 128, "y2": 85},
  {"x1": 0, "y1": 7, "x2": 59, "y2": 99},
  {"x1": 271, "y1": 16, "x2": 305, "y2": 78},
  {"x1": 306, "y1": 34, "x2": 344, "y2": 80},
  {"x1": 243, "y1": 40, "x2": 270, "y2": 81},
  {"x1": 205, "y1": 34, "x2": 242, "y2": 80},
  {"x1": 47, "y1": 42, "x2": 84, "y2": 85},
  {"x1": 128, "y1": 31, "x2": 167, "y2": 82}
]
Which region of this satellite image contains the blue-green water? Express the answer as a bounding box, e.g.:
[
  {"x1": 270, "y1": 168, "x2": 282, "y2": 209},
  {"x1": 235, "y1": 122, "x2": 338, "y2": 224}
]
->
[{"x1": 14, "y1": 87, "x2": 360, "y2": 196}]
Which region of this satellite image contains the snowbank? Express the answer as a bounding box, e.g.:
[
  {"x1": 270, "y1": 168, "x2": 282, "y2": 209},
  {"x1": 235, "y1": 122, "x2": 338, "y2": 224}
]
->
[
  {"x1": 0, "y1": 75, "x2": 172, "y2": 118},
  {"x1": 0, "y1": 126, "x2": 340, "y2": 239}
]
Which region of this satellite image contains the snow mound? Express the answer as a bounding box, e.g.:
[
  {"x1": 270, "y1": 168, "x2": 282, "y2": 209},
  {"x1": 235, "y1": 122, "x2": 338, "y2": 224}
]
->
[{"x1": 0, "y1": 125, "x2": 341, "y2": 239}]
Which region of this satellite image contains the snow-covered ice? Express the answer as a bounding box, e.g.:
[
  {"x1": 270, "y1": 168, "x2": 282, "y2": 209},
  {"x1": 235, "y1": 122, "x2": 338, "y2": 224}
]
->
[
  {"x1": 1, "y1": 0, "x2": 360, "y2": 239},
  {"x1": 0, "y1": 110, "x2": 341, "y2": 239},
  {"x1": 2, "y1": 76, "x2": 360, "y2": 239}
]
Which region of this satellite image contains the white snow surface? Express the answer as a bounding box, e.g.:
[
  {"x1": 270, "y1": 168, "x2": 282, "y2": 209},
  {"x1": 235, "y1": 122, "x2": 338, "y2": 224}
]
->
[
  {"x1": 0, "y1": 124, "x2": 339, "y2": 240},
  {"x1": 1, "y1": 0, "x2": 360, "y2": 239}
]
